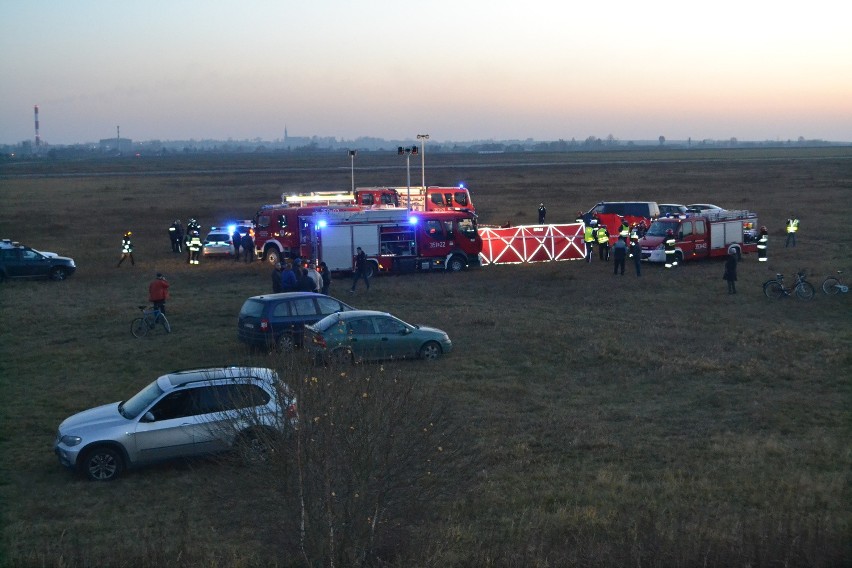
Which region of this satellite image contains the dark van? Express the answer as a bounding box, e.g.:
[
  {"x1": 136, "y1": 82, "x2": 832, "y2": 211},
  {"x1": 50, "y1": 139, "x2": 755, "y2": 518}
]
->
[
  {"x1": 237, "y1": 292, "x2": 355, "y2": 351},
  {"x1": 581, "y1": 201, "x2": 660, "y2": 222}
]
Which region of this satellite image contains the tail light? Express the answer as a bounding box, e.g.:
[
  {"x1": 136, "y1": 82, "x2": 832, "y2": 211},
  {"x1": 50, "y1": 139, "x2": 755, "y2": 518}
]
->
[
  {"x1": 312, "y1": 333, "x2": 326, "y2": 348},
  {"x1": 286, "y1": 402, "x2": 298, "y2": 420},
  {"x1": 260, "y1": 318, "x2": 270, "y2": 332}
]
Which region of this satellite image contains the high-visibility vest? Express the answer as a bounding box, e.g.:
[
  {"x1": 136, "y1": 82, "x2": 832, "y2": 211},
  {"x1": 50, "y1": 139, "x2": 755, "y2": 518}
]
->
[
  {"x1": 121, "y1": 238, "x2": 133, "y2": 253},
  {"x1": 786, "y1": 219, "x2": 799, "y2": 233},
  {"x1": 584, "y1": 226, "x2": 595, "y2": 243},
  {"x1": 619, "y1": 223, "x2": 629, "y2": 238},
  {"x1": 597, "y1": 228, "x2": 610, "y2": 244}
]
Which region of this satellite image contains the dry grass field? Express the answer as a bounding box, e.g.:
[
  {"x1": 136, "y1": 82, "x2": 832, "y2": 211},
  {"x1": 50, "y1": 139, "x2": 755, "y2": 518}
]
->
[{"x1": 1, "y1": 148, "x2": 851, "y2": 567}]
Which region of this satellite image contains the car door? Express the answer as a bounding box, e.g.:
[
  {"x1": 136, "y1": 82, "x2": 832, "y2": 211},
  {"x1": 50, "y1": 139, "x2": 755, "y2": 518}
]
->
[
  {"x1": 345, "y1": 316, "x2": 381, "y2": 360},
  {"x1": 372, "y1": 315, "x2": 419, "y2": 359},
  {"x1": 131, "y1": 389, "x2": 203, "y2": 463}
]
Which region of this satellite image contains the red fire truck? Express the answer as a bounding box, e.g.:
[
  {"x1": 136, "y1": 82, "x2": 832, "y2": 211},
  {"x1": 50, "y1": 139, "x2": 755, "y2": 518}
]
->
[
  {"x1": 638, "y1": 209, "x2": 758, "y2": 264},
  {"x1": 307, "y1": 208, "x2": 482, "y2": 275},
  {"x1": 280, "y1": 185, "x2": 475, "y2": 213},
  {"x1": 252, "y1": 204, "x2": 482, "y2": 273}
]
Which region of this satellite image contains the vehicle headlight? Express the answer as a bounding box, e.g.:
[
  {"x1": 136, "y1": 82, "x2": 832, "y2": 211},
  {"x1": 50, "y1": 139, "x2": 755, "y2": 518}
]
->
[{"x1": 60, "y1": 435, "x2": 82, "y2": 447}]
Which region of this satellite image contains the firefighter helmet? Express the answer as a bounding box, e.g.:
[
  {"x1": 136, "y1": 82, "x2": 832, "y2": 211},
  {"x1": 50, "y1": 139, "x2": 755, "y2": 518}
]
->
[
  {"x1": 760, "y1": 225, "x2": 767, "y2": 232},
  {"x1": 666, "y1": 229, "x2": 674, "y2": 236},
  {"x1": 125, "y1": 231, "x2": 132, "y2": 237}
]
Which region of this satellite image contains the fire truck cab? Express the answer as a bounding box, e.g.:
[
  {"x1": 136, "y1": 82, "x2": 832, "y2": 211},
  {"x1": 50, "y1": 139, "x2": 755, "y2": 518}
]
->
[
  {"x1": 253, "y1": 204, "x2": 362, "y2": 265},
  {"x1": 639, "y1": 210, "x2": 758, "y2": 263}
]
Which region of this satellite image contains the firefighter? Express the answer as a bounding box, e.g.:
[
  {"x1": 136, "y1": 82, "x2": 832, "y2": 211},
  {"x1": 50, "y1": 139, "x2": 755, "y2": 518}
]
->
[
  {"x1": 636, "y1": 219, "x2": 648, "y2": 238},
  {"x1": 241, "y1": 231, "x2": 254, "y2": 263},
  {"x1": 538, "y1": 203, "x2": 547, "y2": 224},
  {"x1": 584, "y1": 220, "x2": 596, "y2": 263},
  {"x1": 757, "y1": 225, "x2": 768, "y2": 262},
  {"x1": 187, "y1": 229, "x2": 203, "y2": 265},
  {"x1": 596, "y1": 223, "x2": 610, "y2": 261},
  {"x1": 618, "y1": 217, "x2": 630, "y2": 239},
  {"x1": 664, "y1": 229, "x2": 677, "y2": 268},
  {"x1": 231, "y1": 228, "x2": 241, "y2": 261},
  {"x1": 117, "y1": 231, "x2": 135, "y2": 267},
  {"x1": 169, "y1": 220, "x2": 183, "y2": 253},
  {"x1": 785, "y1": 214, "x2": 799, "y2": 247}
]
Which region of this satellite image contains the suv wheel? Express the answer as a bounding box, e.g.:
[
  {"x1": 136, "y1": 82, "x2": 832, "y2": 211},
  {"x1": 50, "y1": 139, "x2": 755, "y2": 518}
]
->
[
  {"x1": 82, "y1": 446, "x2": 124, "y2": 481},
  {"x1": 277, "y1": 334, "x2": 296, "y2": 352},
  {"x1": 49, "y1": 267, "x2": 68, "y2": 281}
]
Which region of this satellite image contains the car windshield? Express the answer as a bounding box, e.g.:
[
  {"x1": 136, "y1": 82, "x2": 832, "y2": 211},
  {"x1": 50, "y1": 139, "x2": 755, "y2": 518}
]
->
[
  {"x1": 312, "y1": 313, "x2": 343, "y2": 332},
  {"x1": 645, "y1": 221, "x2": 678, "y2": 237},
  {"x1": 207, "y1": 233, "x2": 230, "y2": 242},
  {"x1": 239, "y1": 299, "x2": 265, "y2": 318},
  {"x1": 119, "y1": 381, "x2": 165, "y2": 419}
]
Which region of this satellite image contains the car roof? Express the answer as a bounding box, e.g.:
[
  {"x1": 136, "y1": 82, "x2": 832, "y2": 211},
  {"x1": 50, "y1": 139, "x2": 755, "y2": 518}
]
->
[
  {"x1": 159, "y1": 366, "x2": 277, "y2": 389},
  {"x1": 333, "y1": 310, "x2": 391, "y2": 319},
  {"x1": 248, "y1": 292, "x2": 327, "y2": 302}
]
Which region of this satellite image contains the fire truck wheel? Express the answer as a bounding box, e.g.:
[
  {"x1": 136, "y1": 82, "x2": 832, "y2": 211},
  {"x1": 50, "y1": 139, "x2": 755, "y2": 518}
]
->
[
  {"x1": 265, "y1": 249, "x2": 280, "y2": 265},
  {"x1": 419, "y1": 341, "x2": 442, "y2": 360},
  {"x1": 447, "y1": 255, "x2": 466, "y2": 272},
  {"x1": 365, "y1": 261, "x2": 378, "y2": 278}
]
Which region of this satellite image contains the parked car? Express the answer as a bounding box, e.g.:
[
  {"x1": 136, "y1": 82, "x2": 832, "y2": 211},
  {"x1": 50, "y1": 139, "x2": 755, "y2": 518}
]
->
[
  {"x1": 54, "y1": 367, "x2": 294, "y2": 481},
  {"x1": 686, "y1": 203, "x2": 726, "y2": 214},
  {"x1": 304, "y1": 310, "x2": 453, "y2": 363},
  {"x1": 658, "y1": 203, "x2": 688, "y2": 217},
  {"x1": 0, "y1": 239, "x2": 76, "y2": 282},
  {"x1": 237, "y1": 292, "x2": 355, "y2": 351},
  {"x1": 203, "y1": 228, "x2": 235, "y2": 257}
]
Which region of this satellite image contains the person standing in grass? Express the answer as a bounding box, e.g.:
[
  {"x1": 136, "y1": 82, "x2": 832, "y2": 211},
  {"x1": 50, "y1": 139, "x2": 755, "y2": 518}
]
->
[
  {"x1": 612, "y1": 236, "x2": 627, "y2": 276},
  {"x1": 117, "y1": 231, "x2": 135, "y2": 267},
  {"x1": 723, "y1": 247, "x2": 738, "y2": 294},
  {"x1": 538, "y1": 203, "x2": 546, "y2": 224},
  {"x1": 148, "y1": 272, "x2": 170, "y2": 314},
  {"x1": 319, "y1": 261, "x2": 331, "y2": 295},
  {"x1": 350, "y1": 246, "x2": 370, "y2": 292},
  {"x1": 630, "y1": 236, "x2": 642, "y2": 276},
  {"x1": 785, "y1": 214, "x2": 798, "y2": 247}
]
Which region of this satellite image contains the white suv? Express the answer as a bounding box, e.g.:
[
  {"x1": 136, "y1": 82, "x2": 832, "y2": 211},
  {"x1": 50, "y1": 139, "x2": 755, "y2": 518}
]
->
[{"x1": 54, "y1": 367, "x2": 294, "y2": 481}]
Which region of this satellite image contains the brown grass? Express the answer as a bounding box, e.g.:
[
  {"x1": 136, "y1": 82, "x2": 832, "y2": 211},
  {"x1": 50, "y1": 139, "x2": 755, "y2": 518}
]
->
[{"x1": 1, "y1": 148, "x2": 851, "y2": 567}]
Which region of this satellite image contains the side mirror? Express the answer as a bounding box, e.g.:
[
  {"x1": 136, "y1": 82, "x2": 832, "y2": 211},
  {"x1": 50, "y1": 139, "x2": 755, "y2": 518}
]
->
[{"x1": 141, "y1": 411, "x2": 155, "y2": 423}]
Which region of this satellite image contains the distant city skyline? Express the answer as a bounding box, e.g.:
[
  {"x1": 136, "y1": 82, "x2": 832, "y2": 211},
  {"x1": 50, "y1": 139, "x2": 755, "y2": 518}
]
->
[{"x1": 2, "y1": 1, "x2": 850, "y2": 145}]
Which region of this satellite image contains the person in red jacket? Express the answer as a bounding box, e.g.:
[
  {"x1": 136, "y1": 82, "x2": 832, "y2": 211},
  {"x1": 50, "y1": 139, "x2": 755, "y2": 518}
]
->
[{"x1": 148, "y1": 273, "x2": 170, "y2": 314}]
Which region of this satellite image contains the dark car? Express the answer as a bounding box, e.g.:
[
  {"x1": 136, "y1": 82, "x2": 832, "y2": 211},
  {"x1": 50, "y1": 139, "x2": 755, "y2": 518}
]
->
[
  {"x1": 237, "y1": 292, "x2": 355, "y2": 351},
  {"x1": 0, "y1": 239, "x2": 76, "y2": 282}
]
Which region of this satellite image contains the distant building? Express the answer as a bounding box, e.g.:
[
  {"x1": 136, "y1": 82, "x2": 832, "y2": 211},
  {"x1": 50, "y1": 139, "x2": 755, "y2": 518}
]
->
[{"x1": 99, "y1": 137, "x2": 133, "y2": 155}]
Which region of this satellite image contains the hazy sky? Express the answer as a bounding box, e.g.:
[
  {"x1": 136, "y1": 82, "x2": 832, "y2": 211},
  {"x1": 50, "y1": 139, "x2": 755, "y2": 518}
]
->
[{"x1": 2, "y1": 1, "x2": 851, "y2": 145}]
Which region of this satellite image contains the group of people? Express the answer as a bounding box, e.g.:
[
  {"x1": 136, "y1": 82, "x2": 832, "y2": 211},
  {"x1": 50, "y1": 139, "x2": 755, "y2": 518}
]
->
[
  {"x1": 272, "y1": 258, "x2": 330, "y2": 295},
  {"x1": 167, "y1": 218, "x2": 204, "y2": 264},
  {"x1": 581, "y1": 218, "x2": 645, "y2": 276},
  {"x1": 230, "y1": 228, "x2": 255, "y2": 263}
]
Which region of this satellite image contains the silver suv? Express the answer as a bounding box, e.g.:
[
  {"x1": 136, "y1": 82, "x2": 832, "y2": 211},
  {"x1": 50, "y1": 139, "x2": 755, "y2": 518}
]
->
[{"x1": 54, "y1": 367, "x2": 293, "y2": 481}]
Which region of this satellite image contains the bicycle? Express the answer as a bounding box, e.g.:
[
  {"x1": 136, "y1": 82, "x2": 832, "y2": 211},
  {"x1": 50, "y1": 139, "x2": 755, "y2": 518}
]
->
[
  {"x1": 763, "y1": 271, "x2": 815, "y2": 300},
  {"x1": 131, "y1": 305, "x2": 171, "y2": 338},
  {"x1": 821, "y1": 270, "x2": 848, "y2": 295}
]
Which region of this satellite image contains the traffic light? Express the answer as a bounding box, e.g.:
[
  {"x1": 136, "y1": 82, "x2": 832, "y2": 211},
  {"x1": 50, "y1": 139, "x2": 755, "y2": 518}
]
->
[
  {"x1": 411, "y1": 146, "x2": 418, "y2": 155},
  {"x1": 398, "y1": 146, "x2": 404, "y2": 155}
]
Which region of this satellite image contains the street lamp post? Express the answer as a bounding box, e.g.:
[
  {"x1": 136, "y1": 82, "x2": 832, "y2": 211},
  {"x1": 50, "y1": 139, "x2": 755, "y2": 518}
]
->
[
  {"x1": 417, "y1": 134, "x2": 429, "y2": 189},
  {"x1": 348, "y1": 150, "x2": 357, "y2": 193},
  {"x1": 398, "y1": 145, "x2": 418, "y2": 211}
]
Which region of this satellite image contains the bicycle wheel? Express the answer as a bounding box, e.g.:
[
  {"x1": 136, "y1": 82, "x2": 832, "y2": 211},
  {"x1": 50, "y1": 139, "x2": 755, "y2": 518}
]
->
[
  {"x1": 158, "y1": 313, "x2": 171, "y2": 334},
  {"x1": 131, "y1": 318, "x2": 148, "y2": 338},
  {"x1": 822, "y1": 277, "x2": 841, "y2": 295},
  {"x1": 796, "y1": 281, "x2": 815, "y2": 300},
  {"x1": 764, "y1": 280, "x2": 785, "y2": 299}
]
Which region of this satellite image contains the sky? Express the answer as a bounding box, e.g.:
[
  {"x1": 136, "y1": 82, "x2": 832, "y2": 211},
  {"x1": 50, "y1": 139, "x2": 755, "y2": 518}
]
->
[{"x1": 2, "y1": 0, "x2": 851, "y2": 145}]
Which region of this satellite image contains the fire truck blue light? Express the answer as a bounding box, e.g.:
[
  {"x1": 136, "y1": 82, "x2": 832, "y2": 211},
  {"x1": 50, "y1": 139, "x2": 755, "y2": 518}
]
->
[{"x1": 317, "y1": 219, "x2": 328, "y2": 228}]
